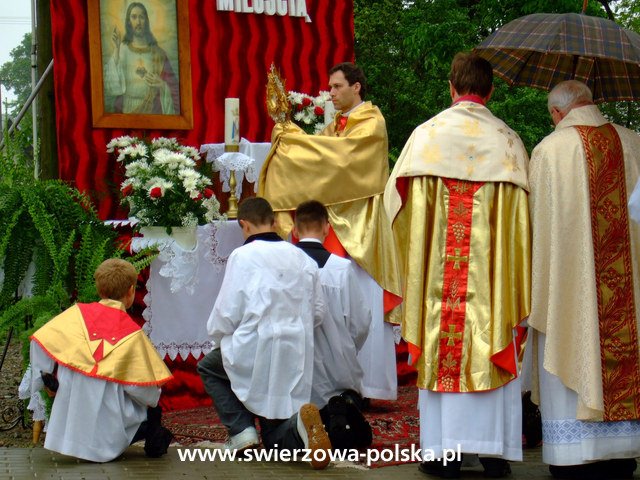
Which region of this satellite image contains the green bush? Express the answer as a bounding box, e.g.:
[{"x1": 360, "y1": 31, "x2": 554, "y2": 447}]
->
[{"x1": 0, "y1": 132, "x2": 155, "y2": 346}]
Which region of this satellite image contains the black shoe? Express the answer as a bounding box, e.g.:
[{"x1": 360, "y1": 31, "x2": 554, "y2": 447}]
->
[
  {"x1": 146, "y1": 405, "x2": 163, "y2": 424},
  {"x1": 341, "y1": 389, "x2": 365, "y2": 411},
  {"x1": 549, "y1": 462, "x2": 608, "y2": 480},
  {"x1": 323, "y1": 395, "x2": 355, "y2": 450},
  {"x1": 605, "y1": 459, "x2": 637, "y2": 479},
  {"x1": 418, "y1": 459, "x2": 462, "y2": 478},
  {"x1": 144, "y1": 425, "x2": 173, "y2": 458},
  {"x1": 344, "y1": 399, "x2": 372, "y2": 449},
  {"x1": 480, "y1": 457, "x2": 511, "y2": 478},
  {"x1": 419, "y1": 459, "x2": 443, "y2": 476}
]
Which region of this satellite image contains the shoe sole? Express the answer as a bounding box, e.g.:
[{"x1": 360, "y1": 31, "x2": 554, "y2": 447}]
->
[{"x1": 299, "y1": 404, "x2": 332, "y2": 469}]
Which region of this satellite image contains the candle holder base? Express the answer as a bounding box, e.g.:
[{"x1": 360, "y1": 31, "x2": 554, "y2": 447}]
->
[
  {"x1": 224, "y1": 144, "x2": 240, "y2": 218},
  {"x1": 227, "y1": 172, "x2": 238, "y2": 219}
]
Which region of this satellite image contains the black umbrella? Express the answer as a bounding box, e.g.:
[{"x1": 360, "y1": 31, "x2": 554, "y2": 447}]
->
[{"x1": 474, "y1": 12, "x2": 640, "y2": 103}]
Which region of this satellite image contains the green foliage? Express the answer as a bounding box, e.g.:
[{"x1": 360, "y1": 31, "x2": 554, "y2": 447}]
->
[
  {"x1": 600, "y1": 102, "x2": 640, "y2": 131},
  {"x1": 127, "y1": 247, "x2": 160, "y2": 274},
  {"x1": 355, "y1": 0, "x2": 470, "y2": 156},
  {"x1": 0, "y1": 134, "x2": 122, "y2": 337},
  {"x1": 613, "y1": 0, "x2": 640, "y2": 31},
  {"x1": 0, "y1": 33, "x2": 32, "y2": 113},
  {"x1": 0, "y1": 32, "x2": 34, "y2": 145},
  {"x1": 490, "y1": 80, "x2": 554, "y2": 152},
  {"x1": 354, "y1": 0, "x2": 640, "y2": 157}
]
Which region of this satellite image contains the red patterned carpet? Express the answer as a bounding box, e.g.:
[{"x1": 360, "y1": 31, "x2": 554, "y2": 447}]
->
[{"x1": 163, "y1": 385, "x2": 420, "y2": 468}]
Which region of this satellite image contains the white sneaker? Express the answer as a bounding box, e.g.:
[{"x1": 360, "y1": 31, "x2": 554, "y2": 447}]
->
[
  {"x1": 296, "y1": 403, "x2": 332, "y2": 469},
  {"x1": 224, "y1": 426, "x2": 259, "y2": 451}
]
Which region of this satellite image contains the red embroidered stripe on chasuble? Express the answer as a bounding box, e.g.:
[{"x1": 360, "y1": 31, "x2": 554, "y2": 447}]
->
[
  {"x1": 437, "y1": 179, "x2": 484, "y2": 392},
  {"x1": 576, "y1": 123, "x2": 640, "y2": 421}
]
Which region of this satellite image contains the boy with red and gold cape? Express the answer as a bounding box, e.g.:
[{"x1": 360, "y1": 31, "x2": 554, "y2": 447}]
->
[{"x1": 29, "y1": 259, "x2": 173, "y2": 462}]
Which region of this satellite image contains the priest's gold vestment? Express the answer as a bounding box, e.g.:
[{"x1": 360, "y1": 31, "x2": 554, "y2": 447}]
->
[
  {"x1": 384, "y1": 101, "x2": 531, "y2": 392},
  {"x1": 528, "y1": 105, "x2": 640, "y2": 421},
  {"x1": 259, "y1": 101, "x2": 402, "y2": 322}
]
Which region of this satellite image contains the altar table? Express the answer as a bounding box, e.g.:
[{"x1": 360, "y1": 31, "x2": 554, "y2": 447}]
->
[{"x1": 141, "y1": 222, "x2": 244, "y2": 410}]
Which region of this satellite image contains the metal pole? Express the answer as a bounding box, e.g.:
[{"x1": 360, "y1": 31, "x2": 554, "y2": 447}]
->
[
  {"x1": 31, "y1": 0, "x2": 39, "y2": 178},
  {"x1": 0, "y1": 327, "x2": 13, "y2": 374},
  {"x1": 0, "y1": 59, "x2": 53, "y2": 150}
]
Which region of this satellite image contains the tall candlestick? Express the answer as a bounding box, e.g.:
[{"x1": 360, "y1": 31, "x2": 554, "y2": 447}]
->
[
  {"x1": 225, "y1": 98, "x2": 240, "y2": 146},
  {"x1": 324, "y1": 100, "x2": 336, "y2": 127},
  {"x1": 224, "y1": 98, "x2": 240, "y2": 218}
]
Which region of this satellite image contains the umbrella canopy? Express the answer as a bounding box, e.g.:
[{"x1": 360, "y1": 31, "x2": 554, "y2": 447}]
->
[{"x1": 474, "y1": 13, "x2": 640, "y2": 103}]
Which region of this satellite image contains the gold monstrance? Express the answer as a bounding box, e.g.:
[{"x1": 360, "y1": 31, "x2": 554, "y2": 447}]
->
[{"x1": 266, "y1": 64, "x2": 291, "y2": 125}]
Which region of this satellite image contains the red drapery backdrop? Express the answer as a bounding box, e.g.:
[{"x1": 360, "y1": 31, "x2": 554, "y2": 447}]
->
[
  {"x1": 49, "y1": 1, "x2": 420, "y2": 411},
  {"x1": 50, "y1": 0, "x2": 355, "y2": 219},
  {"x1": 50, "y1": 1, "x2": 355, "y2": 410}
]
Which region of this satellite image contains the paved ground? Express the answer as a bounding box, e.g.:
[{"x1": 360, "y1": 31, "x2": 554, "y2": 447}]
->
[{"x1": 0, "y1": 446, "x2": 554, "y2": 480}]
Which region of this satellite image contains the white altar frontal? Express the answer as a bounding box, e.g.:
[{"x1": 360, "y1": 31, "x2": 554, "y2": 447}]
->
[{"x1": 141, "y1": 221, "x2": 244, "y2": 360}]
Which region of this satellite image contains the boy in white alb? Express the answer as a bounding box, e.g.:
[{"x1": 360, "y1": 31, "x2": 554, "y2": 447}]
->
[
  {"x1": 29, "y1": 259, "x2": 173, "y2": 462},
  {"x1": 294, "y1": 200, "x2": 373, "y2": 450},
  {"x1": 197, "y1": 197, "x2": 332, "y2": 469}
]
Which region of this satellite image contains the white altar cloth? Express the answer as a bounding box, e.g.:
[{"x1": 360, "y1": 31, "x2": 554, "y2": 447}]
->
[
  {"x1": 199, "y1": 138, "x2": 271, "y2": 199},
  {"x1": 143, "y1": 221, "x2": 244, "y2": 360}
]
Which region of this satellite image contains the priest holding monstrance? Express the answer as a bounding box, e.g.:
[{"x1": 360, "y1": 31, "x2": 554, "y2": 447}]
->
[{"x1": 259, "y1": 63, "x2": 402, "y2": 402}]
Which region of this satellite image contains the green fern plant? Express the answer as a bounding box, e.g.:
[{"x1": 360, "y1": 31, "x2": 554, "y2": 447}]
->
[
  {"x1": 0, "y1": 134, "x2": 117, "y2": 336},
  {"x1": 127, "y1": 247, "x2": 160, "y2": 273},
  {"x1": 0, "y1": 133, "x2": 164, "y2": 378}
]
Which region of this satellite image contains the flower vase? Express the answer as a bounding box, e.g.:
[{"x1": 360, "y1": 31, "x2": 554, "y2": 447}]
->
[{"x1": 139, "y1": 226, "x2": 198, "y2": 251}]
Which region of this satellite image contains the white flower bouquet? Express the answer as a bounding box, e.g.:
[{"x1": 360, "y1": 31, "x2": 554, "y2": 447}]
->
[
  {"x1": 288, "y1": 90, "x2": 331, "y2": 134},
  {"x1": 108, "y1": 136, "x2": 223, "y2": 229}
]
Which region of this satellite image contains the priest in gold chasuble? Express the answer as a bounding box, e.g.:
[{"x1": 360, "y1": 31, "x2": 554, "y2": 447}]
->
[
  {"x1": 528, "y1": 80, "x2": 640, "y2": 478},
  {"x1": 384, "y1": 53, "x2": 531, "y2": 475},
  {"x1": 260, "y1": 63, "x2": 402, "y2": 401}
]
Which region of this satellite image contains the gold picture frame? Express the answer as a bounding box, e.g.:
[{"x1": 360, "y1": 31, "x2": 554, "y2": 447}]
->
[{"x1": 88, "y1": 0, "x2": 193, "y2": 129}]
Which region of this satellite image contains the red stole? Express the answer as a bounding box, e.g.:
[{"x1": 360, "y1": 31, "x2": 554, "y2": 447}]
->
[
  {"x1": 576, "y1": 123, "x2": 640, "y2": 421},
  {"x1": 336, "y1": 115, "x2": 348, "y2": 132}
]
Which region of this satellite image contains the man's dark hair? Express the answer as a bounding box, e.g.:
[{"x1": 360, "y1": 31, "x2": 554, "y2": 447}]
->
[
  {"x1": 449, "y1": 52, "x2": 493, "y2": 98},
  {"x1": 295, "y1": 200, "x2": 329, "y2": 232},
  {"x1": 329, "y1": 62, "x2": 368, "y2": 100},
  {"x1": 238, "y1": 197, "x2": 275, "y2": 227},
  {"x1": 123, "y1": 2, "x2": 158, "y2": 46}
]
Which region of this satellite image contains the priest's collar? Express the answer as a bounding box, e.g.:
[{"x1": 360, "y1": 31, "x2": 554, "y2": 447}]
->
[
  {"x1": 341, "y1": 101, "x2": 365, "y2": 117},
  {"x1": 299, "y1": 237, "x2": 322, "y2": 244},
  {"x1": 244, "y1": 231, "x2": 283, "y2": 244},
  {"x1": 452, "y1": 94, "x2": 486, "y2": 106}
]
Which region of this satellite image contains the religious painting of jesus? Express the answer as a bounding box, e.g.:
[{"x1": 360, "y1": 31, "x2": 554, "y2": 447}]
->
[{"x1": 88, "y1": 0, "x2": 193, "y2": 129}]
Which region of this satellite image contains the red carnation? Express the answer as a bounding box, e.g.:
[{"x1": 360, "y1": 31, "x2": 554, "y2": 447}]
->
[
  {"x1": 302, "y1": 97, "x2": 312, "y2": 107},
  {"x1": 296, "y1": 104, "x2": 304, "y2": 112},
  {"x1": 314, "y1": 106, "x2": 324, "y2": 116},
  {"x1": 203, "y1": 188, "x2": 215, "y2": 199},
  {"x1": 149, "y1": 187, "x2": 163, "y2": 198},
  {"x1": 121, "y1": 184, "x2": 134, "y2": 197},
  {"x1": 193, "y1": 193, "x2": 203, "y2": 201}
]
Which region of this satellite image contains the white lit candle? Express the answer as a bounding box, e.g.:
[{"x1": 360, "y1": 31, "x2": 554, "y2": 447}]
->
[
  {"x1": 224, "y1": 98, "x2": 240, "y2": 145},
  {"x1": 324, "y1": 100, "x2": 336, "y2": 127}
]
